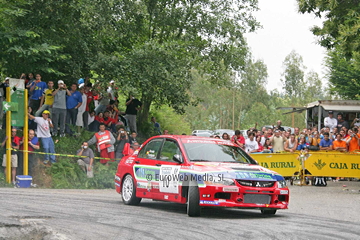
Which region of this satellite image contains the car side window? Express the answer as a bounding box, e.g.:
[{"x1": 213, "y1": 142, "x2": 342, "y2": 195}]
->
[
  {"x1": 138, "y1": 139, "x2": 163, "y2": 159},
  {"x1": 159, "y1": 139, "x2": 182, "y2": 162}
]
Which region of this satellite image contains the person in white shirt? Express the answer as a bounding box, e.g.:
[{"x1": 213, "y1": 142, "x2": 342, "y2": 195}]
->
[
  {"x1": 28, "y1": 109, "x2": 56, "y2": 164},
  {"x1": 107, "y1": 80, "x2": 116, "y2": 100},
  {"x1": 245, "y1": 132, "x2": 258, "y2": 153},
  {"x1": 324, "y1": 111, "x2": 337, "y2": 132}
]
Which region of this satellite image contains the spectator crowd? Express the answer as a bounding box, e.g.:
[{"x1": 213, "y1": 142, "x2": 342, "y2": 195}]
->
[{"x1": 212, "y1": 114, "x2": 360, "y2": 154}]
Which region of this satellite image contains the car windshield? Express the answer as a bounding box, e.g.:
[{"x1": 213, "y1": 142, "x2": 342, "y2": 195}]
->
[{"x1": 182, "y1": 140, "x2": 257, "y2": 164}]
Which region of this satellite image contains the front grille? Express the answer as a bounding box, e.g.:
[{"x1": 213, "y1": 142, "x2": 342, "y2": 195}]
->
[
  {"x1": 244, "y1": 194, "x2": 271, "y2": 204},
  {"x1": 236, "y1": 180, "x2": 275, "y2": 188}
]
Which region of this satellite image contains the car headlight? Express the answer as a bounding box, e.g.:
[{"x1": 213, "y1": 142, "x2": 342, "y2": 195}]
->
[{"x1": 277, "y1": 180, "x2": 287, "y2": 188}]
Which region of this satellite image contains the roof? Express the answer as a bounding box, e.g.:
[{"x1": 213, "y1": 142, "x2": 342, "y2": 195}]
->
[
  {"x1": 278, "y1": 100, "x2": 360, "y2": 114},
  {"x1": 307, "y1": 100, "x2": 360, "y2": 112}
]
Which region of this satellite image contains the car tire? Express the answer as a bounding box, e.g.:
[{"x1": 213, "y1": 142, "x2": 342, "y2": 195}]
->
[
  {"x1": 261, "y1": 209, "x2": 277, "y2": 215},
  {"x1": 121, "y1": 174, "x2": 142, "y2": 205},
  {"x1": 187, "y1": 183, "x2": 201, "y2": 217}
]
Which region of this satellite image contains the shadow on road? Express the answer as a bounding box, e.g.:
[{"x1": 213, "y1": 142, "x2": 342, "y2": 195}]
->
[{"x1": 132, "y1": 200, "x2": 288, "y2": 219}]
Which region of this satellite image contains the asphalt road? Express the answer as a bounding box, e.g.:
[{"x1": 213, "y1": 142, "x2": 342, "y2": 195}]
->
[{"x1": 0, "y1": 181, "x2": 359, "y2": 240}]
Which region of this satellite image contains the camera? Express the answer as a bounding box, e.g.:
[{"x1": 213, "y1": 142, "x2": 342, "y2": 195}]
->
[{"x1": 120, "y1": 130, "x2": 124, "y2": 133}]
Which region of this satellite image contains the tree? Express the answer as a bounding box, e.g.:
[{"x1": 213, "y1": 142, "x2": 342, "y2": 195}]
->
[
  {"x1": 297, "y1": 0, "x2": 360, "y2": 99},
  {"x1": 281, "y1": 51, "x2": 306, "y2": 99},
  {"x1": 304, "y1": 70, "x2": 323, "y2": 101},
  {"x1": 298, "y1": 0, "x2": 360, "y2": 58},
  {"x1": 0, "y1": 0, "x2": 261, "y2": 134},
  {"x1": 108, "y1": 0, "x2": 261, "y2": 131},
  {"x1": 326, "y1": 50, "x2": 360, "y2": 99},
  {"x1": 0, "y1": 0, "x2": 99, "y2": 79}
]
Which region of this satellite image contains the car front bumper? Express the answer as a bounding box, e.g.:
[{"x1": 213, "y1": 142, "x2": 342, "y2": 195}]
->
[{"x1": 198, "y1": 185, "x2": 289, "y2": 209}]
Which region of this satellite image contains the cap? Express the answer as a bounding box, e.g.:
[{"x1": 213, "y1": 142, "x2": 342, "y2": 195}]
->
[
  {"x1": 328, "y1": 111, "x2": 334, "y2": 114},
  {"x1": 58, "y1": 80, "x2": 64, "y2": 84},
  {"x1": 110, "y1": 80, "x2": 115, "y2": 84},
  {"x1": 79, "y1": 83, "x2": 84, "y2": 88},
  {"x1": 274, "y1": 130, "x2": 280, "y2": 133},
  {"x1": 42, "y1": 110, "x2": 51, "y2": 115},
  {"x1": 5, "y1": 77, "x2": 9, "y2": 80}
]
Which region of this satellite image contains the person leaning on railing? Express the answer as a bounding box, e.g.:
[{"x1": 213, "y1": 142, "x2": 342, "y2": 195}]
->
[
  {"x1": 319, "y1": 132, "x2": 333, "y2": 151},
  {"x1": 284, "y1": 134, "x2": 298, "y2": 153}
]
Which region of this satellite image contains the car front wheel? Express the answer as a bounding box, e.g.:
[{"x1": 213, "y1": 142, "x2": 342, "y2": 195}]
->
[
  {"x1": 122, "y1": 174, "x2": 142, "y2": 205},
  {"x1": 261, "y1": 209, "x2": 277, "y2": 215},
  {"x1": 187, "y1": 183, "x2": 201, "y2": 217}
]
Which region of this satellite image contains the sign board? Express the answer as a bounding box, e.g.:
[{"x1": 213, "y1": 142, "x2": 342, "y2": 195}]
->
[
  {"x1": 11, "y1": 89, "x2": 25, "y2": 126},
  {"x1": 9, "y1": 78, "x2": 25, "y2": 90},
  {"x1": 2, "y1": 101, "x2": 18, "y2": 111},
  {"x1": 253, "y1": 153, "x2": 300, "y2": 177},
  {"x1": 305, "y1": 152, "x2": 360, "y2": 178}
]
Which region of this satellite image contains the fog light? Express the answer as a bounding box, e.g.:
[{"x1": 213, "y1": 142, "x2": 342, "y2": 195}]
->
[{"x1": 236, "y1": 198, "x2": 243, "y2": 202}]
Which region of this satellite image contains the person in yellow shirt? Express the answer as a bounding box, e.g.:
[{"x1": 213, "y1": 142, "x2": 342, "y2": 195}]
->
[
  {"x1": 309, "y1": 131, "x2": 321, "y2": 146},
  {"x1": 35, "y1": 81, "x2": 55, "y2": 116}
]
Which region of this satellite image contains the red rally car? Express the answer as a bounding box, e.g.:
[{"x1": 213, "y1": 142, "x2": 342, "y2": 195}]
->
[{"x1": 115, "y1": 135, "x2": 289, "y2": 217}]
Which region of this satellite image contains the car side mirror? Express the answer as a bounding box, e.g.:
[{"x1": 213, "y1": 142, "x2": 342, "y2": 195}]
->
[{"x1": 173, "y1": 154, "x2": 182, "y2": 164}]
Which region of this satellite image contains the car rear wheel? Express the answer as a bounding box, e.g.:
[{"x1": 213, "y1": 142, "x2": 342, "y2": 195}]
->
[
  {"x1": 122, "y1": 174, "x2": 141, "y2": 205},
  {"x1": 187, "y1": 183, "x2": 201, "y2": 217},
  {"x1": 261, "y1": 209, "x2": 277, "y2": 215}
]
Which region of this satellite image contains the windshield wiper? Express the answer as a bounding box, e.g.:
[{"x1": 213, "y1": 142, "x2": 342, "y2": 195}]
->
[{"x1": 190, "y1": 159, "x2": 210, "y2": 162}]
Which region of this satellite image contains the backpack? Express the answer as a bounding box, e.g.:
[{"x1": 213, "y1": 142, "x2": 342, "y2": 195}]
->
[{"x1": 313, "y1": 177, "x2": 327, "y2": 186}]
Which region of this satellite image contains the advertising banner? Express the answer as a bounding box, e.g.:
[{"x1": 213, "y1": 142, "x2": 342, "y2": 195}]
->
[{"x1": 252, "y1": 153, "x2": 300, "y2": 177}]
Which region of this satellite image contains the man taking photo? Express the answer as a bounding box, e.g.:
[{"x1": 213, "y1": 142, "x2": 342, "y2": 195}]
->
[{"x1": 76, "y1": 142, "x2": 94, "y2": 178}]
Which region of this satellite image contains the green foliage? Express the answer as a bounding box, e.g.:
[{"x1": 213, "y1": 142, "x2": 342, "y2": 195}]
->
[
  {"x1": 297, "y1": 0, "x2": 360, "y2": 99},
  {"x1": 48, "y1": 159, "x2": 117, "y2": 189},
  {"x1": 326, "y1": 50, "x2": 360, "y2": 99},
  {"x1": 150, "y1": 105, "x2": 192, "y2": 135},
  {"x1": 183, "y1": 53, "x2": 326, "y2": 131},
  {"x1": 281, "y1": 50, "x2": 306, "y2": 99},
  {"x1": 0, "y1": 0, "x2": 261, "y2": 135},
  {"x1": 0, "y1": 171, "x2": 12, "y2": 188},
  {"x1": 48, "y1": 130, "x2": 117, "y2": 189}
]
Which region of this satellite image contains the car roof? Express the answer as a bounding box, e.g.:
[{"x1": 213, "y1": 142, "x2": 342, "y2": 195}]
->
[{"x1": 153, "y1": 135, "x2": 235, "y2": 143}]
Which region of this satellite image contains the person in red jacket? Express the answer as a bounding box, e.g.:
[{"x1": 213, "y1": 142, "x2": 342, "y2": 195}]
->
[
  {"x1": 87, "y1": 123, "x2": 116, "y2": 165},
  {"x1": 103, "y1": 110, "x2": 116, "y2": 133}
]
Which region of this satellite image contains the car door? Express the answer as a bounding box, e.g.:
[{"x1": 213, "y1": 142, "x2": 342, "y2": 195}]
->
[
  {"x1": 133, "y1": 138, "x2": 163, "y2": 199},
  {"x1": 151, "y1": 138, "x2": 184, "y2": 202}
]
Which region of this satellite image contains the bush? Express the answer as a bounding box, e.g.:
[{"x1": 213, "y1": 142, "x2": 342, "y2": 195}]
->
[{"x1": 48, "y1": 157, "x2": 117, "y2": 189}]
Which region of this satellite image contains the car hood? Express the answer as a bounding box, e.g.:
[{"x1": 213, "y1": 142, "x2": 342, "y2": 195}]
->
[{"x1": 188, "y1": 162, "x2": 283, "y2": 181}]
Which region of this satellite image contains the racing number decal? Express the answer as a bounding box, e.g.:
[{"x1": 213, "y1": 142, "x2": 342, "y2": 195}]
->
[{"x1": 159, "y1": 165, "x2": 181, "y2": 194}]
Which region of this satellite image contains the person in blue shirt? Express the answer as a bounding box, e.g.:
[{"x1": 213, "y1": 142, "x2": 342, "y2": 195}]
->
[
  {"x1": 151, "y1": 116, "x2": 161, "y2": 135},
  {"x1": 29, "y1": 74, "x2": 47, "y2": 113},
  {"x1": 65, "y1": 83, "x2": 82, "y2": 135},
  {"x1": 297, "y1": 136, "x2": 309, "y2": 150},
  {"x1": 319, "y1": 132, "x2": 333, "y2": 151}
]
